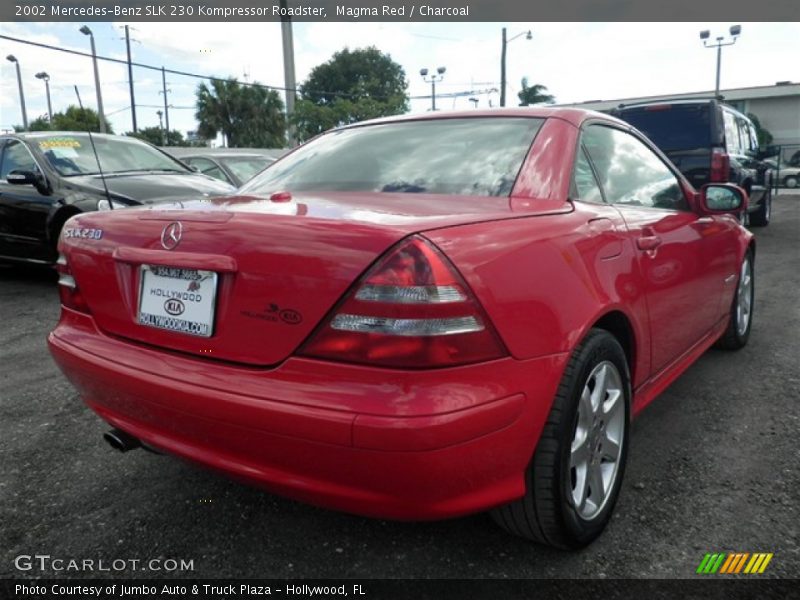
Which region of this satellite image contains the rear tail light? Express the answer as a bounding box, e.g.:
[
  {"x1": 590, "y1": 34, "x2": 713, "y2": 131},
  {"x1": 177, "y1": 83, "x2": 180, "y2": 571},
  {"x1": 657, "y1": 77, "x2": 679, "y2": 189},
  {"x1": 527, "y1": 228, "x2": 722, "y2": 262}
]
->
[
  {"x1": 710, "y1": 148, "x2": 730, "y2": 183},
  {"x1": 56, "y1": 252, "x2": 90, "y2": 314},
  {"x1": 299, "y1": 235, "x2": 507, "y2": 368}
]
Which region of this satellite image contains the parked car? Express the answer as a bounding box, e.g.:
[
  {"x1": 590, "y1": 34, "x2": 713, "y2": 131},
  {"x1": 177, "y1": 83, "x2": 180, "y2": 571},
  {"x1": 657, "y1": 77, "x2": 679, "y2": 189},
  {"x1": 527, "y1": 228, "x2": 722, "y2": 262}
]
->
[
  {"x1": 181, "y1": 152, "x2": 275, "y2": 187},
  {"x1": 613, "y1": 99, "x2": 772, "y2": 226},
  {"x1": 764, "y1": 159, "x2": 800, "y2": 189},
  {"x1": 49, "y1": 108, "x2": 754, "y2": 549},
  {"x1": 0, "y1": 132, "x2": 235, "y2": 265}
]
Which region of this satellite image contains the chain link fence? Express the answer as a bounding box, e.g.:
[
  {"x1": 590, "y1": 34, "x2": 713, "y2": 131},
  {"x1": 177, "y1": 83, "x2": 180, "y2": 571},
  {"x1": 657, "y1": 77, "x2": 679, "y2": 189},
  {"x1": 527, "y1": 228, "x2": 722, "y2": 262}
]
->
[{"x1": 767, "y1": 144, "x2": 800, "y2": 194}]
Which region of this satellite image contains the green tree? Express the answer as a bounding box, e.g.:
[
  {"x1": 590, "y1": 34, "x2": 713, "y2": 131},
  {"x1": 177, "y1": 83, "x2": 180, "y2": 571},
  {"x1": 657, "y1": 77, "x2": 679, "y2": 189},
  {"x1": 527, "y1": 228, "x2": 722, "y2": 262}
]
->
[
  {"x1": 195, "y1": 78, "x2": 286, "y2": 148},
  {"x1": 14, "y1": 116, "x2": 52, "y2": 132},
  {"x1": 293, "y1": 47, "x2": 408, "y2": 142},
  {"x1": 15, "y1": 107, "x2": 113, "y2": 133},
  {"x1": 518, "y1": 78, "x2": 555, "y2": 106},
  {"x1": 747, "y1": 112, "x2": 773, "y2": 147},
  {"x1": 51, "y1": 106, "x2": 114, "y2": 133},
  {"x1": 126, "y1": 126, "x2": 185, "y2": 147}
]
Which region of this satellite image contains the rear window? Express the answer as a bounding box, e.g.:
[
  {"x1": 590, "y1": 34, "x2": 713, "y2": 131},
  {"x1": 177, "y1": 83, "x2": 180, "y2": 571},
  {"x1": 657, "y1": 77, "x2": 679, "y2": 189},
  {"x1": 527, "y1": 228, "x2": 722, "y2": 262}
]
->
[
  {"x1": 240, "y1": 117, "x2": 543, "y2": 197},
  {"x1": 617, "y1": 104, "x2": 712, "y2": 152}
]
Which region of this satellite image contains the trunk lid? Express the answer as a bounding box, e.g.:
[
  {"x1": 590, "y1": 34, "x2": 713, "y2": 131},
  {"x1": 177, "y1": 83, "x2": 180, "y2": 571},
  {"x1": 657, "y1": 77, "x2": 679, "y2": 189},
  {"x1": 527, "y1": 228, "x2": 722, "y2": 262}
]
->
[{"x1": 62, "y1": 192, "x2": 553, "y2": 366}]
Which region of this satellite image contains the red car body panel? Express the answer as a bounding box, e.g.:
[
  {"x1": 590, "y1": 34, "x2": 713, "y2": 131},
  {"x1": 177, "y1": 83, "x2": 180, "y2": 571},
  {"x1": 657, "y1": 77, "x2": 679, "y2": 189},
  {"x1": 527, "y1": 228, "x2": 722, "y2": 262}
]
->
[{"x1": 48, "y1": 108, "x2": 753, "y2": 519}]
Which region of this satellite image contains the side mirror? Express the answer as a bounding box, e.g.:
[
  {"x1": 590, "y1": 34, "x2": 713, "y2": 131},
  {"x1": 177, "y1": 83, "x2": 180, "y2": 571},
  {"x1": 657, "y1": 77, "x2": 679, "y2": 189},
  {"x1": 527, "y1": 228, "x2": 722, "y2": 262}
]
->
[
  {"x1": 700, "y1": 184, "x2": 747, "y2": 215},
  {"x1": 6, "y1": 169, "x2": 39, "y2": 185}
]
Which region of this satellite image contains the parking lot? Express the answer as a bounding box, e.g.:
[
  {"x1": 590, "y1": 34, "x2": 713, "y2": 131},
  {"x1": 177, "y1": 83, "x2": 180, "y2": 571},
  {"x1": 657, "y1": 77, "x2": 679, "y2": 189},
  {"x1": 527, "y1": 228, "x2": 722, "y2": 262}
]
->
[{"x1": 1, "y1": 194, "x2": 798, "y2": 580}]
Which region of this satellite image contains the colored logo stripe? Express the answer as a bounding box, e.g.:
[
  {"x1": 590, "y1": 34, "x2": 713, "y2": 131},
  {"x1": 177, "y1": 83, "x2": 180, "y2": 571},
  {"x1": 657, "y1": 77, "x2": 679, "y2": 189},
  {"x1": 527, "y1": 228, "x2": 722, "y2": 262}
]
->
[
  {"x1": 698, "y1": 552, "x2": 773, "y2": 575},
  {"x1": 720, "y1": 553, "x2": 749, "y2": 573},
  {"x1": 697, "y1": 553, "x2": 726, "y2": 574},
  {"x1": 745, "y1": 553, "x2": 774, "y2": 574}
]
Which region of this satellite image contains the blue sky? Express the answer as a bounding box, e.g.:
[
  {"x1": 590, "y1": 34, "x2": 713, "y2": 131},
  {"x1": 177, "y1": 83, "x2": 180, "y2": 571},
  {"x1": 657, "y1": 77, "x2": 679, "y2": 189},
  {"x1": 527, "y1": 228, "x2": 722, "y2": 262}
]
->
[{"x1": 2, "y1": 21, "x2": 799, "y2": 139}]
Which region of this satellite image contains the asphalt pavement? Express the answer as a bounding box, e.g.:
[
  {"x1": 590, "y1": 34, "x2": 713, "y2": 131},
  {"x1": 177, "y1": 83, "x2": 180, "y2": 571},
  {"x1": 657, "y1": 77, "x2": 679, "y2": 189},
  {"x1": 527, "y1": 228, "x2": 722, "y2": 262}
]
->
[{"x1": 1, "y1": 195, "x2": 798, "y2": 580}]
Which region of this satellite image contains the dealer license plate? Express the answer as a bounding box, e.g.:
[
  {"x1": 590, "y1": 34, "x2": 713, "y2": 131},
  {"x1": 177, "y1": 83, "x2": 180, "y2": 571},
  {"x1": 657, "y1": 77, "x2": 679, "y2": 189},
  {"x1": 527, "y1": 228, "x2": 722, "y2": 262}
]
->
[{"x1": 138, "y1": 265, "x2": 218, "y2": 337}]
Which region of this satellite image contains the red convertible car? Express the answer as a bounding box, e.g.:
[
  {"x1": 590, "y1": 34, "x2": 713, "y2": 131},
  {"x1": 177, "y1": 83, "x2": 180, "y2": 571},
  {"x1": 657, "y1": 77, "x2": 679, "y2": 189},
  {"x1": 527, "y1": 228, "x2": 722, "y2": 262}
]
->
[{"x1": 48, "y1": 108, "x2": 754, "y2": 548}]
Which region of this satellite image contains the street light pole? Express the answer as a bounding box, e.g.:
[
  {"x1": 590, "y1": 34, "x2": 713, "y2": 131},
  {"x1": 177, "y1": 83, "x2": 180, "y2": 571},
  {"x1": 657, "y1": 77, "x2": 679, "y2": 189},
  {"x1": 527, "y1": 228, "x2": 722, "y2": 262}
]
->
[
  {"x1": 80, "y1": 25, "x2": 106, "y2": 133},
  {"x1": 420, "y1": 67, "x2": 446, "y2": 112},
  {"x1": 700, "y1": 25, "x2": 741, "y2": 98},
  {"x1": 156, "y1": 110, "x2": 165, "y2": 146},
  {"x1": 35, "y1": 72, "x2": 52, "y2": 122},
  {"x1": 500, "y1": 28, "x2": 531, "y2": 107},
  {"x1": 6, "y1": 55, "x2": 28, "y2": 130},
  {"x1": 124, "y1": 25, "x2": 138, "y2": 133}
]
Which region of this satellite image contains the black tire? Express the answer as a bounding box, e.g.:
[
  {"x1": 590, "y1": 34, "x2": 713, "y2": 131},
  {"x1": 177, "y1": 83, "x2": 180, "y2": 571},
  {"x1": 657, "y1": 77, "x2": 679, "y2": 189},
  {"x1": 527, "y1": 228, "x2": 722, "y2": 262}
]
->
[
  {"x1": 784, "y1": 176, "x2": 798, "y2": 189},
  {"x1": 716, "y1": 250, "x2": 754, "y2": 350},
  {"x1": 490, "y1": 329, "x2": 631, "y2": 549},
  {"x1": 749, "y1": 190, "x2": 771, "y2": 227}
]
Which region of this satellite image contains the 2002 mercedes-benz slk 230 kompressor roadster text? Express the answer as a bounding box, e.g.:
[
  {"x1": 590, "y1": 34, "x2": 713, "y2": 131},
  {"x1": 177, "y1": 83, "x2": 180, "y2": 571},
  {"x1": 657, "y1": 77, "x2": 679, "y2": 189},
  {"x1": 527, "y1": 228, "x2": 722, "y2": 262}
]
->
[{"x1": 48, "y1": 108, "x2": 755, "y2": 549}]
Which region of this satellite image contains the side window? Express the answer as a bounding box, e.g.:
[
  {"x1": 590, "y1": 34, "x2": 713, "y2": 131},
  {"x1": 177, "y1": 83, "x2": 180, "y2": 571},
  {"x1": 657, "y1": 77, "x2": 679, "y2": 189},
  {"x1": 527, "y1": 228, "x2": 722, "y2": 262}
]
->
[
  {"x1": 571, "y1": 146, "x2": 604, "y2": 204},
  {"x1": 582, "y1": 125, "x2": 689, "y2": 211},
  {"x1": 735, "y1": 118, "x2": 747, "y2": 154},
  {"x1": 187, "y1": 158, "x2": 227, "y2": 182},
  {"x1": 723, "y1": 111, "x2": 742, "y2": 155},
  {"x1": 204, "y1": 165, "x2": 228, "y2": 183},
  {"x1": 0, "y1": 140, "x2": 38, "y2": 179},
  {"x1": 749, "y1": 125, "x2": 759, "y2": 152}
]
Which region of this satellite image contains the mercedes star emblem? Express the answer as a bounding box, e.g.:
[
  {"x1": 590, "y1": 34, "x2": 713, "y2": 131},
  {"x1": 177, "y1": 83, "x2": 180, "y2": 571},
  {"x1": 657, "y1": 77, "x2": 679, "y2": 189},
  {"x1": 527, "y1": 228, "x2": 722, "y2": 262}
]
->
[{"x1": 161, "y1": 222, "x2": 183, "y2": 250}]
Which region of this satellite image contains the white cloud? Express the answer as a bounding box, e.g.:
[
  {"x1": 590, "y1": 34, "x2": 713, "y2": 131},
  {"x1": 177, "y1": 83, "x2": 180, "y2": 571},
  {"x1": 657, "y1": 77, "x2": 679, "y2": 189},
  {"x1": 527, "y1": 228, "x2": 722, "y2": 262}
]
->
[{"x1": 2, "y1": 21, "x2": 798, "y2": 135}]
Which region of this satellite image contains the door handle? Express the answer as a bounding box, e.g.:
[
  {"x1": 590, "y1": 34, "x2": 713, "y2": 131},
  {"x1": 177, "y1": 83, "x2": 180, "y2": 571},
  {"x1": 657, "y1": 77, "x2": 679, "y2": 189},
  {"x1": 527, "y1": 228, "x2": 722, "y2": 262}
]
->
[{"x1": 636, "y1": 235, "x2": 662, "y2": 251}]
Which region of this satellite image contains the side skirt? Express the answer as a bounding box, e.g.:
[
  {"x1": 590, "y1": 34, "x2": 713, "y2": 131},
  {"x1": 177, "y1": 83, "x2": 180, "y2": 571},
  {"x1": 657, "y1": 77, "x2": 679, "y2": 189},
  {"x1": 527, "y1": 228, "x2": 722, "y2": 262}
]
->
[{"x1": 631, "y1": 318, "x2": 728, "y2": 417}]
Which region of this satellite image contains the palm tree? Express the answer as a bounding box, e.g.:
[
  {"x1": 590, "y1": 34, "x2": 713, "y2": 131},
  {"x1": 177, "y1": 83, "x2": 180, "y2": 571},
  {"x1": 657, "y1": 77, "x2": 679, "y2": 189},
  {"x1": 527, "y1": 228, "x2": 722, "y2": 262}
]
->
[
  {"x1": 195, "y1": 79, "x2": 241, "y2": 147},
  {"x1": 195, "y1": 78, "x2": 286, "y2": 147},
  {"x1": 518, "y1": 78, "x2": 555, "y2": 106}
]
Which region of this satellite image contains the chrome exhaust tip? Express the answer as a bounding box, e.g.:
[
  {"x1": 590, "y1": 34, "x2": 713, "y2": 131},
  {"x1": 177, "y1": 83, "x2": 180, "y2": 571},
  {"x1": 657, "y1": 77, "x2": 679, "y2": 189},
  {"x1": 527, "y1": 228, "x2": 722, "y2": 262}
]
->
[{"x1": 103, "y1": 429, "x2": 141, "y2": 453}]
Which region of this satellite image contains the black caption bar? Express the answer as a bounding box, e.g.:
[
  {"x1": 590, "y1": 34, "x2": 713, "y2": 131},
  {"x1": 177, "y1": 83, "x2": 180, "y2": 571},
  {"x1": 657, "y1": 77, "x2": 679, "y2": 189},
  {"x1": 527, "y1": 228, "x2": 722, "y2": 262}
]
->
[
  {"x1": 6, "y1": 0, "x2": 799, "y2": 22},
  {"x1": 2, "y1": 579, "x2": 798, "y2": 600}
]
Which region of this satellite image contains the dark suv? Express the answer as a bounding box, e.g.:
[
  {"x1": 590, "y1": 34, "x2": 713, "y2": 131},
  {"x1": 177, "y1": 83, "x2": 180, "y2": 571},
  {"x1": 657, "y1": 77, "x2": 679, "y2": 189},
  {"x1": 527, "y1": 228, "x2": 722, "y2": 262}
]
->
[{"x1": 613, "y1": 99, "x2": 772, "y2": 226}]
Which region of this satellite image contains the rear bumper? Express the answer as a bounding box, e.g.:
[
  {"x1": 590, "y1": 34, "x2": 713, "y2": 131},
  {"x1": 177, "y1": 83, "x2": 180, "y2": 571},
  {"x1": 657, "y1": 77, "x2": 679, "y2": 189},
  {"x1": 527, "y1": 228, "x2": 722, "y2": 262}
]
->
[{"x1": 48, "y1": 309, "x2": 567, "y2": 520}]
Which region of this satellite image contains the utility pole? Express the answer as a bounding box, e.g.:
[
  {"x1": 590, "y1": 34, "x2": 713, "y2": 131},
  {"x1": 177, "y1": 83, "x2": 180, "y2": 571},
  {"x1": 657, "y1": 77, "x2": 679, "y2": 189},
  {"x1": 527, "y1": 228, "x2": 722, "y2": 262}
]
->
[
  {"x1": 160, "y1": 67, "x2": 170, "y2": 144},
  {"x1": 280, "y1": 0, "x2": 297, "y2": 146},
  {"x1": 500, "y1": 27, "x2": 507, "y2": 108},
  {"x1": 125, "y1": 25, "x2": 138, "y2": 133}
]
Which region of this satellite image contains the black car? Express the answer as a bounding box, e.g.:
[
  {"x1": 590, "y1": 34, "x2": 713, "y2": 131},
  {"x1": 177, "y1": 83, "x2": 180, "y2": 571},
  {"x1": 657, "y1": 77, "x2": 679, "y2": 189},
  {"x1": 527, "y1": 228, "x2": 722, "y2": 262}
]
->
[
  {"x1": 181, "y1": 152, "x2": 276, "y2": 187},
  {"x1": 0, "y1": 132, "x2": 235, "y2": 264},
  {"x1": 613, "y1": 99, "x2": 773, "y2": 226}
]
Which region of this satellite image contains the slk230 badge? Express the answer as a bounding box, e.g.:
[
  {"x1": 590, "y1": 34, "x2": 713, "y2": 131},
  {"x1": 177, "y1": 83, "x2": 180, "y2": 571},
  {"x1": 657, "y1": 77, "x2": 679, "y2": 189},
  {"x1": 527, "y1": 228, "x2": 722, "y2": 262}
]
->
[{"x1": 63, "y1": 228, "x2": 103, "y2": 240}]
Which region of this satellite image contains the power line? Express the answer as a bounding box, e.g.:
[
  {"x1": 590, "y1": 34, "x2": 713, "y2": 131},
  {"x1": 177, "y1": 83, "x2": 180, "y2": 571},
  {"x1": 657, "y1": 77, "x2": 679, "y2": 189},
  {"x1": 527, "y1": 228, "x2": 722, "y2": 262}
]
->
[{"x1": 0, "y1": 33, "x2": 397, "y2": 102}]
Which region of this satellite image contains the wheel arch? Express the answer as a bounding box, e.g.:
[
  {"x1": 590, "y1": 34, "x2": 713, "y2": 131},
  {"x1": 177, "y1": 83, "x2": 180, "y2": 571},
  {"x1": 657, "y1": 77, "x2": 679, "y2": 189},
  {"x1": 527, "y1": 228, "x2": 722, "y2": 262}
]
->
[
  {"x1": 589, "y1": 310, "x2": 637, "y2": 384},
  {"x1": 46, "y1": 205, "x2": 82, "y2": 249}
]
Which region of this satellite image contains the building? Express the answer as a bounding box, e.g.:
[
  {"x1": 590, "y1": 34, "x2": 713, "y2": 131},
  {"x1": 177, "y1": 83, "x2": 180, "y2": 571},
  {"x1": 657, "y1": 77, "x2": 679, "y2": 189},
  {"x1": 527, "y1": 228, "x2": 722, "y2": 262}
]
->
[{"x1": 560, "y1": 82, "x2": 800, "y2": 147}]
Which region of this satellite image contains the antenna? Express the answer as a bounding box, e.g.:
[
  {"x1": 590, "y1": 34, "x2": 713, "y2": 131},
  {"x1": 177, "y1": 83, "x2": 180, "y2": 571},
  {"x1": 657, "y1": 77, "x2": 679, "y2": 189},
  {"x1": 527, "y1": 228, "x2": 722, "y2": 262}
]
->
[{"x1": 74, "y1": 85, "x2": 114, "y2": 209}]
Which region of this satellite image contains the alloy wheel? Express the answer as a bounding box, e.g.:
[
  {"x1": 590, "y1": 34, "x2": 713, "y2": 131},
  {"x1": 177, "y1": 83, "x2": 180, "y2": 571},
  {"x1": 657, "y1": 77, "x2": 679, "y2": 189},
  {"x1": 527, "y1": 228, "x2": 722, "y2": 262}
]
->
[
  {"x1": 736, "y1": 257, "x2": 753, "y2": 336},
  {"x1": 569, "y1": 361, "x2": 625, "y2": 520}
]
